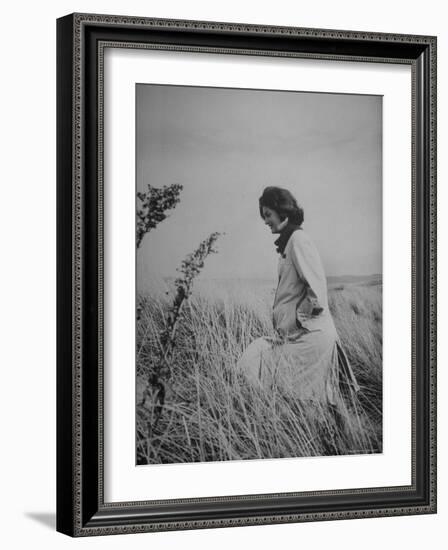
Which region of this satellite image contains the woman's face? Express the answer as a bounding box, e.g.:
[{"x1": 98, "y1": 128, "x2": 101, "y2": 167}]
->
[{"x1": 261, "y1": 206, "x2": 285, "y2": 234}]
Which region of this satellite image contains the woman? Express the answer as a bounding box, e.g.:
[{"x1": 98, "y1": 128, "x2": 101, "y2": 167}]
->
[{"x1": 237, "y1": 186, "x2": 359, "y2": 405}]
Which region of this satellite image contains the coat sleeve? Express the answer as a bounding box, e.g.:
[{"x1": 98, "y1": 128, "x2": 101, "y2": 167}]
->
[{"x1": 289, "y1": 232, "x2": 326, "y2": 327}]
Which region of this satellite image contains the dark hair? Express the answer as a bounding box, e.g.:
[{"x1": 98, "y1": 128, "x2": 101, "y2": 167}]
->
[{"x1": 259, "y1": 186, "x2": 304, "y2": 226}]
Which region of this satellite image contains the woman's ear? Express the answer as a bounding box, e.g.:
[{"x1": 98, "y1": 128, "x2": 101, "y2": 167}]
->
[{"x1": 278, "y1": 217, "x2": 289, "y2": 231}]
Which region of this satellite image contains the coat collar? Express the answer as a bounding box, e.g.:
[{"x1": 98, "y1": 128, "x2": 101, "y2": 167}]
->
[{"x1": 274, "y1": 223, "x2": 302, "y2": 257}]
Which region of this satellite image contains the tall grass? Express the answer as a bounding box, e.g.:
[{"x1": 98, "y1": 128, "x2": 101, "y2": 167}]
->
[{"x1": 136, "y1": 279, "x2": 382, "y2": 464}]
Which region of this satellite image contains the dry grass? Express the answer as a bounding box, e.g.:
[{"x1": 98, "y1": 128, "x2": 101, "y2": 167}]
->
[{"x1": 136, "y1": 278, "x2": 382, "y2": 464}]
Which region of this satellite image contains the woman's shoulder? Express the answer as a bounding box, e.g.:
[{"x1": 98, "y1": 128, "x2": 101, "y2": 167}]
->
[
  {"x1": 289, "y1": 228, "x2": 312, "y2": 247},
  {"x1": 286, "y1": 229, "x2": 319, "y2": 258}
]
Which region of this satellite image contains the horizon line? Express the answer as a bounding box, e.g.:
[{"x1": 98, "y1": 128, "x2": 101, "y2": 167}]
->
[{"x1": 156, "y1": 273, "x2": 383, "y2": 280}]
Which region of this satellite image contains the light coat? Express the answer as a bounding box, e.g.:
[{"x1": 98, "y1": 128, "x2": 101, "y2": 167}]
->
[
  {"x1": 273, "y1": 229, "x2": 334, "y2": 338},
  {"x1": 237, "y1": 228, "x2": 359, "y2": 402}
]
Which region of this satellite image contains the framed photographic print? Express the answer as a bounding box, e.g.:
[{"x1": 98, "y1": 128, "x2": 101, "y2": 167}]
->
[{"x1": 56, "y1": 13, "x2": 437, "y2": 536}]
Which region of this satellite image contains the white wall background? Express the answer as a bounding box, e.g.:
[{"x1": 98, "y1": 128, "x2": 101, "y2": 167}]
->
[{"x1": 0, "y1": 1, "x2": 445, "y2": 548}]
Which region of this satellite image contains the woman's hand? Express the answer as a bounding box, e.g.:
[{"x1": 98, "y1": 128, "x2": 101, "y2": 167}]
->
[{"x1": 296, "y1": 289, "x2": 323, "y2": 328}]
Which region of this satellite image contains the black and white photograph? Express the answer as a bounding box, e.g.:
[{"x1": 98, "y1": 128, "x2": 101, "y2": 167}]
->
[{"x1": 135, "y1": 83, "x2": 383, "y2": 465}]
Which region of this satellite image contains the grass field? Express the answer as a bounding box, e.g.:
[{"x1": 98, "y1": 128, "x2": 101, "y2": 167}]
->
[{"x1": 136, "y1": 276, "x2": 382, "y2": 465}]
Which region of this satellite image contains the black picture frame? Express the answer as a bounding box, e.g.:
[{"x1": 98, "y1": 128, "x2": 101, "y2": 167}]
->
[{"x1": 57, "y1": 13, "x2": 437, "y2": 537}]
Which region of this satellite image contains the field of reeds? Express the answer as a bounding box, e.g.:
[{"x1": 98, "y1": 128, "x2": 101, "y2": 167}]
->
[{"x1": 136, "y1": 276, "x2": 382, "y2": 465}]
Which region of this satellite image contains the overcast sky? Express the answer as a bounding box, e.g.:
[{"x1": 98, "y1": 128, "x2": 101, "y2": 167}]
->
[{"x1": 136, "y1": 84, "x2": 382, "y2": 283}]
